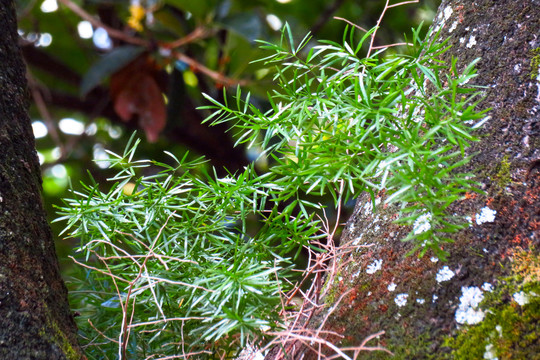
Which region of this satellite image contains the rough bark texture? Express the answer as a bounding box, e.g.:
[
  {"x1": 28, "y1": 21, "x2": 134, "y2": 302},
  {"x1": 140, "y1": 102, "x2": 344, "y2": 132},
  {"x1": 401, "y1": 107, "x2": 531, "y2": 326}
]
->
[
  {"x1": 0, "y1": 2, "x2": 83, "y2": 359},
  {"x1": 299, "y1": 0, "x2": 539, "y2": 358}
]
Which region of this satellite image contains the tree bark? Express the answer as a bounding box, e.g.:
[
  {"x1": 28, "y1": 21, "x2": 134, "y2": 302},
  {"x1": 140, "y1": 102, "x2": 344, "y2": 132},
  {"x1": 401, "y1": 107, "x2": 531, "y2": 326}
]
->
[
  {"x1": 0, "y1": 1, "x2": 83, "y2": 359},
  {"x1": 282, "y1": 0, "x2": 540, "y2": 358}
]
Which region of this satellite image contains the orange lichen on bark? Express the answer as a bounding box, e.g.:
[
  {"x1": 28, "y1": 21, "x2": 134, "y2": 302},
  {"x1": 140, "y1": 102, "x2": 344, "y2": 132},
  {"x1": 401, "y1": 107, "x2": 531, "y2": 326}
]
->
[
  {"x1": 464, "y1": 192, "x2": 477, "y2": 200},
  {"x1": 510, "y1": 247, "x2": 540, "y2": 285}
]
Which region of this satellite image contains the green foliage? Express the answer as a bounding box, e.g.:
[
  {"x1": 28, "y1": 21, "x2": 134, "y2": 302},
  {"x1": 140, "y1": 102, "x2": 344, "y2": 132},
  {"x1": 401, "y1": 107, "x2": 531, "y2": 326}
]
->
[
  {"x1": 58, "y1": 22, "x2": 488, "y2": 358},
  {"x1": 17, "y1": 0, "x2": 438, "y2": 254},
  {"x1": 203, "y1": 24, "x2": 488, "y2": 259},
  {"x1": 58, "y1": 135, "x2": 322, "y2": 358}
]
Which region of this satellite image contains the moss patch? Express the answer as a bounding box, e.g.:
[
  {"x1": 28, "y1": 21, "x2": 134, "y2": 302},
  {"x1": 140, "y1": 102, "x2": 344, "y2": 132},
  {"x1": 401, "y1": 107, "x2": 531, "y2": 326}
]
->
[
  {"x1": 38, "y1": 303, "x2": 81, "y2": 360},
  {"x1": 322, "y1": 266, "x2": 344, "y2": 306},
  {"x1": 529, "y1": 47, "x2": 540, "y2": 80},
  {"x1": 443, "y1": 247, "x2": 540, "y2": 359},
  {"x1": 494, "y1": 156, "x2": 512, "y2": 189}
]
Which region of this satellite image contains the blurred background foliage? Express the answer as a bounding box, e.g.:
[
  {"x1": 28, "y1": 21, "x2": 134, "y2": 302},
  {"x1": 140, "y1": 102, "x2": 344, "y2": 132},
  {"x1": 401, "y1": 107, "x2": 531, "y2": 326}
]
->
[{"x1": 15, "y1": 0, "x2": 440, "y2": 272}]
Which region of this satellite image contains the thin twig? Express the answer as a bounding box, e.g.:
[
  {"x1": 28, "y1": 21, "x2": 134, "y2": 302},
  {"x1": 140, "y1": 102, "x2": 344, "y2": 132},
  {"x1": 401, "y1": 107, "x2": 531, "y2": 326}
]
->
[
  {"x1": 86, "y1": 238, "x2": 142, "y2": 268},
  {"x1": 119, "y1": 212, "x2": 176, "y2": 358},
  {"x1": 331, "y1": 180, "x2": 345, "y2": 239},
  {"x1": 57, "y1": 0, "x2": 148, "y2": 47},
  {"x1": 173, "y1": 51, "x2": 247, "y2": 87},
  {"x1": 100, "y1": 253, "x2": 197, "y2": 265},
  {"x1": 387, "y1": 0, "x2": 419, "y2": 8},
  {"x1": 162, "y1": 26, "x2": 210, "y2": 49},
  {"x1": 371, "y1": 42, "x2": 413, "y2": 50},
  {"x1": 367, "y1": 0, "x2": 419, "y2": 57},
  {"x1": 128, "y1": 317, "x2": 207, "y2": 329},
  {"x1": 151, "y1": 350, "x2": 213, "y2": 360},
  {"x1": 57, "y1": 0, "x2": 245, "y2": 88},
  {"x1": 69, "y1": 256, "x2": 130, "y2": 283},
  {"x1": 269, "y1": 332, "x2": 355, "y2": 360},
  {"x1": 315, "y1": 289, "x2": 353, "y2": 338},
  {"x1": 333, "y1": 17, "x2": 368, "y2": 33},
  {"x1": 310, "y1": 0, "x2": 347, "y2": 36},
  {"x1": 140, "y1": 277, "x2": 214, "y2": 292},
  {"x1": 87, "y1": 319, "x2": 119, "y2": 344},
  {"x1": 27, "y1": 72, "x2": 65, "y2": 156}
]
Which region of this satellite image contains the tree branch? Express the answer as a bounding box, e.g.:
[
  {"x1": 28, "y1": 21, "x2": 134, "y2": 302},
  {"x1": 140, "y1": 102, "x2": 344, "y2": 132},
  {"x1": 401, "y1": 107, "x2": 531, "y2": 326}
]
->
[
  {"x1": 57, "y1": 0, "x2": 148, "y2": 47},
  {"x1": 309, "y1": 0, "x2": 346, "y2": 36}
]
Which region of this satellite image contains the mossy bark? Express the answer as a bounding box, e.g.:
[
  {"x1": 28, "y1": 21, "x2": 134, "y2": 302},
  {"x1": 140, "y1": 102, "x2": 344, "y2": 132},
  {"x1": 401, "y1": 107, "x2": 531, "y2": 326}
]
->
[
  {"x1": 278, "y1": 0, "x2": 540, "y2": 358},
  {"x1": 0, "y1": 2, "x2": 83, "y2": 359}
]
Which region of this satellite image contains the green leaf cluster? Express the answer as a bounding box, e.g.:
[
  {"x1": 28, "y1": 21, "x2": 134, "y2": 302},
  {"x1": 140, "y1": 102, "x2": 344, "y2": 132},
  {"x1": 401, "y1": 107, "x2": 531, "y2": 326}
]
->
[
  {"x1": 58, "y1": 23, "x2": 489, "y2": 359},
  {"x1": 58, "y1": 136, "x2": 322, "y2": 358},
  {"x1": 203, "y1": 24, "x2": 488, "y2": 258}
]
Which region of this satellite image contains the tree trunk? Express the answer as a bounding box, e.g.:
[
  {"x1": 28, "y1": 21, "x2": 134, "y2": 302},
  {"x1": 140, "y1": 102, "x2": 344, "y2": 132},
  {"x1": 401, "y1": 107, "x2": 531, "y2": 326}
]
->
[
  {"x1": 0, "y1": 2, "x2": 83, "y2": 359},
  {"x1": 285, "y1": 0, "x2": 540, "y2": 358}
]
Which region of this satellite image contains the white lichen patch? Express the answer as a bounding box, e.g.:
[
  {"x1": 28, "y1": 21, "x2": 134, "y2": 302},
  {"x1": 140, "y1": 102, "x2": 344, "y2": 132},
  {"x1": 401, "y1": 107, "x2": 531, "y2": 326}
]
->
[
  {"x1": 482, "y1": 282, "x2": 494, "y2": 292},
  {"x1": 236, "y1": 345, "x2": 265, "y2": 360},
  {"x1": 448, "y1": 21, "x2": 458, "y2": 33},
  {"x1": 513, "y1": 291, "x2": 530, "y2": 306},
  {"x1": 476, "y1": 207, "x2": 497, "y2": 225},
  {"x1": 436, "y1": 266, "x2": 455, "y2": 282},
  {"x1": 455, "y1": 286, "x2": 485, "y2": 325},
  {"x1": 466, "y1": 35, "x2": 477, "y2": 48},
  {"x1": 394, "y1": 293, "x2": 408, "y2": 307},
  {"x1": 363, "y1": 201, "x2": 373, "y2": 215},
  {"x1": 483, "y1": 343, "x2": 498, "y2": 360},
  {"x1": 433, "y1": 294, "x2": 439, "y2": 302},
  {"x1": 430, "y1": 256, "x2": 439, "y2": 263},
  {"x1": 352, "y1": 233, "x2": 363, "y2": 246},
  {"x1": 366, "y1": 259, "x2": 383, "y2": 274},
  {"x1": 388, "y1": 282, "x2": 397, "y2": 292},
  {"x1": 443, "y1": 6, "x2": 453, "y2": 20},
  {"x1": 416, "y1": 298, "x2": 425, "y2": 305},
  {"x1": 413, "y1": 212, "x2": 432, "y2": 235},
  {"x1": 523, "y1": 135, "x2": 530, "y2": 148}
]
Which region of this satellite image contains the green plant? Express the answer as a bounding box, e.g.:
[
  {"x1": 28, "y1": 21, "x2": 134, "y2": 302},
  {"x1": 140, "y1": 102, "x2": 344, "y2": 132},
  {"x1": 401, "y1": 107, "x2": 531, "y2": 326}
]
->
[
  {"x1": 57, "y1": 19, "x2": 488, "y2": 359},
  {"x1": 203, "y1": 23, "x2": 488, "y2": 259},
  {"x1": 58, "y1": 136, "x2": 324, "y2": 358}
]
